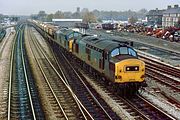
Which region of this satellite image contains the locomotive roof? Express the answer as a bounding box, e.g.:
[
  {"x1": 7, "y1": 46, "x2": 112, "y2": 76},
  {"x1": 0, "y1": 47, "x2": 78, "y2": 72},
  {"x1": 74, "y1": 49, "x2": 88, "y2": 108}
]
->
[
  {"x1": 56, "y1": 29, "x2": 74, "y2": 35},
  {"x1": 81, "y1": 36, "x2": 130, "y2": 52}
]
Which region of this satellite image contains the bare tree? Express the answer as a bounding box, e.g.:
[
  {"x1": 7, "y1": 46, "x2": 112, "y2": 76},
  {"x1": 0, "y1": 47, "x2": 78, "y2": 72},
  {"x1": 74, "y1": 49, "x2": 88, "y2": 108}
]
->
[
  {"x1": 37, "y1": 11, "x2": 46, "y2": 21},
  {"x1": 54, "y1": 11, "x2": 64, "y2": 19},
  {"x1": 46, "y1": 14, "x2": 53, "y2": 22},
  {"x1": 83, "y1": 12, "x2": 97, "y2": 23}
]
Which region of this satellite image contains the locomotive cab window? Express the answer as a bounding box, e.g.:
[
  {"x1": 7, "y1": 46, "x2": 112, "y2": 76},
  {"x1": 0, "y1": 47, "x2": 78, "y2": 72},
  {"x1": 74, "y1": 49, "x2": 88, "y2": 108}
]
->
[
  {"x1": 120, "y1": 47, "x2": 128, "y2": 54},
  {"x1": 69, "y1": 33, "x2": 73, "y2": 39},
  {"x1": 111, "y1": 47, "x2": 137, "y2": 57},
  {"x1": 128, "y1": 48, "x2": 137, "y2": 57},
  {"x1": 74, "y1": 32, "x2": 80, "y2": 37},
  {"x1": 111, "y1": 48, "x2": 119, "y2": 57}
]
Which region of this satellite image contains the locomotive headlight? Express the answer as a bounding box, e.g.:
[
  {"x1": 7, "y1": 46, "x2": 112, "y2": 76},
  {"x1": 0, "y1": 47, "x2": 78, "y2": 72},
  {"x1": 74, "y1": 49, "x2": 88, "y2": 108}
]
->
[
  {"x1": 135, "y1": 67, "x2": 138, "y2": 70},
  {"x1": 127, "y1": 67, "x2": 130, "y2": 70}
]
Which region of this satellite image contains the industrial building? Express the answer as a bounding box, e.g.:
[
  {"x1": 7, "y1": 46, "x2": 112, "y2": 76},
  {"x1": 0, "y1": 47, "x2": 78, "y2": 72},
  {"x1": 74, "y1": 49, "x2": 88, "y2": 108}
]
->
[{"x1": 52, "y1": 19, "x2": 82, "y2": 28}]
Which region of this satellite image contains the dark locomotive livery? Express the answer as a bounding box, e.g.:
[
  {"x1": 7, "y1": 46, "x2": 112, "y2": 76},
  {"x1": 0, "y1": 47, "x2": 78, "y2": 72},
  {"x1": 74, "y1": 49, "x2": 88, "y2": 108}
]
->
[{"x1": 30, "y1": 20, "x2": 146, "y2": 94}]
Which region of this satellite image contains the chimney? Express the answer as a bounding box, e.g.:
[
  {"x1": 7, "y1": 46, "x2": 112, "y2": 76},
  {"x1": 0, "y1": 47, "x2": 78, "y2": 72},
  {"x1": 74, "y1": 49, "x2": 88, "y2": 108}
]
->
[
  {"x1": 156, "y1": 8, "x2": 158, "y2": 11},
  {"x1": 77, "y1": 7, "x2": 80, "y2": 13},
  {"x1": 167, "y1": 5, "x2": 171, "y2": 9},
  {"x1": 174, "y1": 5, "x2": 179, "y2": 8}
]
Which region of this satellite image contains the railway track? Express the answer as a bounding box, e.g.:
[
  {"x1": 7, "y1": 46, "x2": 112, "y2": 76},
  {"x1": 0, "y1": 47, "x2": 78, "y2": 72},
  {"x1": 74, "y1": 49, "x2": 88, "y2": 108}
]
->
[
  {"x1": 138, "y1": 54, "x2": 180, "y2": 109},
  {"x1": 124, "y1": 94, "x2": 176, "y2": 120},
  {"x1": 35, "y1": 33, "x2": 120, "y2": 119},
  {"x1": 0, "y1": 27, "x2": 15, "y2": 119},
  {"x1": 27, "y1": 26, "x2": 93, "y2": 119},
  {"x1": 8, "y1": 24, "x2": 44, "y2": 119},
  {"x1": 140, "y1": 55, "x2": 180, "y2": 78},
  {"x1": 80, "y1": 69, "x2": 177, "y2": 120},
  {"x1": 139, "y1": 55, "x2": 180, "y2": 92},
  {"x1": 51, "y1": 40, "x2": 174, "y2": 120},
  {"x1": 32, "y1": 23, "x2": 178, "y2": 119},
  {"x1": 30, "y1": 23, "x2": 120, "y2": 119}
]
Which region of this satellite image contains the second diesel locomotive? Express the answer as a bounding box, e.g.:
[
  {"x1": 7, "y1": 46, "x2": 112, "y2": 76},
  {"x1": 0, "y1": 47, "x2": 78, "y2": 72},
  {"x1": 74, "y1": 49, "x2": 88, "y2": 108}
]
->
[{"x1": 30, "y1": 20, "x2": 146, "y2": 94}]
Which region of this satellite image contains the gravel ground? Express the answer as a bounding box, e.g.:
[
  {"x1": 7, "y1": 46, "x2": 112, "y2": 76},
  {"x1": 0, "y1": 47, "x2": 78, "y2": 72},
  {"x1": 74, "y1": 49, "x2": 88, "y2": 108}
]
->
[
  {"x1": 31, "y1": 27, "x2": 54, "y2": 59},
  {"x1": 0, "y1": 28, "x2": 15, "y2": 119},
  {"x1": 81, "y1": 72, "x2": 135, "y2": 120},
  {"x1": 141, "y1": 89, "x2": 180, "y2": 119},
  {"x1": 144, "y1": 77, "x2": 180, "y2": 119},
  {"x1": 140, "y1": 49, "x2": 180, "y2": 106},
  {"x1": 119, "y1": 33, "x2": 180, "y2": 54},
  {"x1": 25, "y1": 26, "x2": 58, "y2": 119}
]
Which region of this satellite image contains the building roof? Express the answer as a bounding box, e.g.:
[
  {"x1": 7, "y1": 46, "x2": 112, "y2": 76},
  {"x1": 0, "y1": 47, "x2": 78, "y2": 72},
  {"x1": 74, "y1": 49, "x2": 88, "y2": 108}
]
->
[
  {"x1": 52, "y1": 19, "x2": 82, "y2": 22},
  {"x1": 163, "y1": 7, "x2": 180, "y2": 14},
  {"x1": 146, "y1": 9, "x2": 165, "y2": 16}
]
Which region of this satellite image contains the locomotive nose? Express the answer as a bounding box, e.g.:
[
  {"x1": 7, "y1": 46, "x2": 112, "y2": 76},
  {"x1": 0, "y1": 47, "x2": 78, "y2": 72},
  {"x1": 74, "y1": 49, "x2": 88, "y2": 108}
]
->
[{"x1": 115, "y1": 59, "x2": 145, "y2": 83}]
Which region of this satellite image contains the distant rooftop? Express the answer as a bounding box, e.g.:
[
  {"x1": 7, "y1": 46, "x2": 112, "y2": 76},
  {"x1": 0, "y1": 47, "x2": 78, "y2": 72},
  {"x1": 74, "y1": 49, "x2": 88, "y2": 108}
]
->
[
  {"x1": 146, "y1": 8, "x2": 165, "y2": 16},
  {"x1": 163, "y1": 5, "x2": 180, "y2": 14}
]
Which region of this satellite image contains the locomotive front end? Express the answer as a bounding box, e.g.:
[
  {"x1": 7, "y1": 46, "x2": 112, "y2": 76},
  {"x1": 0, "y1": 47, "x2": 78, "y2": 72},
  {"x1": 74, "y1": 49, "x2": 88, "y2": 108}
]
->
[
  {"x1": 114, "y1": 59, "x2": 145, "y2": 83},
  {"x1": 108, "y1": 46, "x2": 146, "y2": 88}
]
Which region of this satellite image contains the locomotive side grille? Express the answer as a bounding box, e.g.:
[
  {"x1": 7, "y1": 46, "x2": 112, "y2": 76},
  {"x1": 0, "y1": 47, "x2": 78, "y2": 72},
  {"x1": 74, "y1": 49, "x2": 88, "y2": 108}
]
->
[{"x1": 126, "y1": 66, "x2": 139, "y2": 71}]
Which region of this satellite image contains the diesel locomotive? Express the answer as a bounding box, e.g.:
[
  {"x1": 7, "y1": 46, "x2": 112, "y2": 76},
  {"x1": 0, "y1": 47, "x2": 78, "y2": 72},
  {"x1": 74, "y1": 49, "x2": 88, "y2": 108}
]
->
[{"x1": 30, "y1": 20, "x2": 146, "y2": 94}]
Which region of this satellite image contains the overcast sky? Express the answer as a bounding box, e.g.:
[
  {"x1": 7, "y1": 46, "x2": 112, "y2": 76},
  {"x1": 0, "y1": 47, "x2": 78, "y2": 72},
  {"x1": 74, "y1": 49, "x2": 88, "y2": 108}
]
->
[{"x1": 0, "y1": 0, "x2": 180, "y2": 15}]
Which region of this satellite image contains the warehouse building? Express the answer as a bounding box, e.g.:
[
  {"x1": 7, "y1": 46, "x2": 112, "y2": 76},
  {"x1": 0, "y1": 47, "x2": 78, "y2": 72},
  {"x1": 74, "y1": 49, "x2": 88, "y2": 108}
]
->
[{"x1": 52, "y1": 19, "x2": 82, "y2": 28}]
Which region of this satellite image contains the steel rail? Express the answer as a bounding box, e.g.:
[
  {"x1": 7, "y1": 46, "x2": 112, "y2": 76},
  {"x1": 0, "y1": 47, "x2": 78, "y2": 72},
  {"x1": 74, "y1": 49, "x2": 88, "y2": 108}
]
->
[
  {"x1": 7, "y1": 26, "x2": 17, "y2": 120},
  {"x1": 20, "y1": 27, "x2": 36, "y2": 120},
  {"x1": 28, "y1": 27, "x2": 93, "y2": 120},
  {"x1": 137, "y1": 94, "x2": 176, "y2": 120},
  {"x1": 30, "y1": 27, "x2": 93, "y2": 120},
  {"x1": 60, "y1": 51, "x2": 113, "y2": 120},
  {"x1": 8, "y1": 25, "x2": 37, "y2": 120}
]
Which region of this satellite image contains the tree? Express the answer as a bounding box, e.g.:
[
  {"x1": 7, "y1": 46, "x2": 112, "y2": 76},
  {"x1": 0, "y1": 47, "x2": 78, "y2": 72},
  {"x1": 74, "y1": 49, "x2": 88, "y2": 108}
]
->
[
  {"x1": 97, "y1": 18, "x2": 102, "y2": 23},
  {"x1": 46, "y1": 14, "x2": 54, "y2": 22},
  {"x1": 72, "y1": 12, "x2": 81, "y2": 19},
  {"x1": 37, "y1": 11, "x2": 46, "y2": 21},
  {"x1": 128, "y1": 16, "x2": 138, "y2": 24},
  {"x1": 54, "y1": 11, "x2": 64, "y2": 19},
  {"x1": 63, "y1": 12, "x2": 72, "y2": 18},
  {"x1": 138, "y1": 8, "x2": 148, "y2": 14},
  {"x1": 30, "y1": 14, "x2": 38, "y2": 20},
  {"x1": 83, "y1": 12, "x2": 97, "y2": 23},
  {"x1": 81, "y1": 8, "x2": 89, "y2": 14}
]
